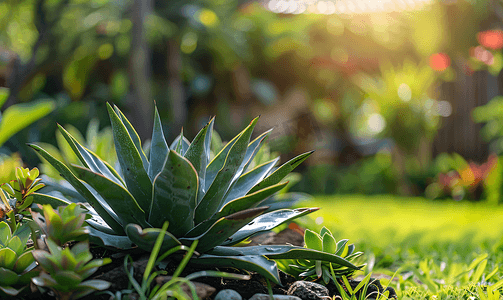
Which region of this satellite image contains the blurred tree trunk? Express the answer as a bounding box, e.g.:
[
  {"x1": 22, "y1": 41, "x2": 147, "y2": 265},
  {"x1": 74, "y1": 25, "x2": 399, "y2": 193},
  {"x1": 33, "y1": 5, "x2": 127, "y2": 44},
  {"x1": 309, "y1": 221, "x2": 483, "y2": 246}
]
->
[{"x1": 127, "y1": 0, "x2": 154, "y2": 141}]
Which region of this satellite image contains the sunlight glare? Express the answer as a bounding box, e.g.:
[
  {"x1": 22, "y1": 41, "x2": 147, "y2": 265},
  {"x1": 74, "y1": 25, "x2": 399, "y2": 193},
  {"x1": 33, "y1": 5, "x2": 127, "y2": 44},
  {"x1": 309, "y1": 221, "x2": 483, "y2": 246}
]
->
[{"x1": 267, "y1": 0, "x2": 435, "y2": 14}]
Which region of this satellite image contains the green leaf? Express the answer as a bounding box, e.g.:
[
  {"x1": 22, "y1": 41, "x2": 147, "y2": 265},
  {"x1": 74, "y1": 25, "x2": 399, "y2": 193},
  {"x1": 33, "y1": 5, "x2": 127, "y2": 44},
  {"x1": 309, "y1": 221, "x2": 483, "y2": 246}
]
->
[
  {"x1": 241, "y1": 129, "x2": 273, "y2": 173},
  {"x1": 181, "y1": 206, "x2": 269, "y2": 253},
  {"x1": 125, "y1": 224, "x2": 181, "y2": 252},
  {"x1": 0, "y1": 87, "x2": 9, "y2": 108},
  {"x1": 72, "y1": 166, "x2": 149, "y2": 228},
  {"x1": 170, "y1": 133, "x2": 190, "y2": 155},
  {"x1": 193, "y1": 254, "x2": 281, "y2": 284},
  {"x1": 204, "y1": 128, "x2": 243, "y2": 192},
  {"x1": 194, "y1": 117, "x2": 259, "y2": 224},
  {"x1": 224, "y1": 246, "x2": 360, "y2": 270},
  {"x1": 320, "y1": 226, "x2": 331, "y2": 237},
  {"x1": 224, "y1": 130, "x2": 272, "y2": 196},
  {"x1": 113, "y1": 105, "x2": 149, "y2": 171},
  {"x1": 28, "y1": 143, "x2": 124, "y2": 235},
  {"x1": 0, "y1": 222, "x2": 12, "y2": 246},
  {"x1": 304, "y1": 229, "x2": 322, "y2": 251},
  {"x1": 204, "y1": 117, "x2": 215, "y2": 168},
  {"x1": 88, "y1": 227, "x2": 134, "y2": 249},
  {"x1": 149, "y1": 151, "x2": 198, "y2": 236},
  {"x1": 13, "y1": 252, "x2": 35, "y2": 274},
  {"x1": 249, "y1": 151, "x2": 314, "y2": 194},
  {"x1": 322, "y1": 232, "x2": 337, "y2": 254},
  {"x1": 261, "y1": 192, "x2": 311, "y2": 213},
  {"x1": 216, "y1": 182, "x2": 288, "y2": 220},
  {"x1": 76, "y1": 279, "x2": 111, "y2": 291},
  {"x1": 53, "y1": 270, "x2": 83, "y2": 287},
  {"x1": 223, "y1": 158, "x2": 279, "y2": 204},
  {"x1": 107, "y1": 103, "x2": 152, "y2": 212},
  {"x1": 0, "y1": 248, "x2": 17, "y2": 269},
  {"x1": 31, "y1": 193, "x2": 71, "y2": 207},
  {"x1": 0, "y1": 99, "x2": 55, "y2": 147},
  {"x1": 0, "y1": 285, "x2": 22, "y2": 296},
  {"x1": 0, "y1": 267, "x2": 18, "y2": 286},
  {"x1": 6, "y1": 236, "x2": 23, "y2": 256},
  {"x1": 335, "y1": 239, "x2": 349, "y2": 256},
  {"x1": 147, "y1": 106, "x2": 169, "y2": 181},
  {"x1": 57, "y1": 125, "x2": 124, "y2": 186},
  {"x1": 184, "y1": 120, "x2": 211, "y2": 204},
  {"x1": 222, "y1": 207, "x2": 319, "y2": 246}
]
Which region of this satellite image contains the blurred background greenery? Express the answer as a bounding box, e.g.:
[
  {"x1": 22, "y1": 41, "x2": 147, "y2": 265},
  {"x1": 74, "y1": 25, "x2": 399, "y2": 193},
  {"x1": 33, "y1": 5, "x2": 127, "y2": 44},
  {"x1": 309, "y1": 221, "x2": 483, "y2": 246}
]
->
[{"x1": 3, "y1": 0, "x2": 503, "y2": 203}]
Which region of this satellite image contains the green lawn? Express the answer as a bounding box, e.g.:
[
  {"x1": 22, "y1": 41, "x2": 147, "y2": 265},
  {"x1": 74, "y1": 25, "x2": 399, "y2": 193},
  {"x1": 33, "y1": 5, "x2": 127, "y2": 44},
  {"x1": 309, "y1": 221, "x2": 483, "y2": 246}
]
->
[{"x1": 296, "y1": 195, "x2": 503, "y2": 299}]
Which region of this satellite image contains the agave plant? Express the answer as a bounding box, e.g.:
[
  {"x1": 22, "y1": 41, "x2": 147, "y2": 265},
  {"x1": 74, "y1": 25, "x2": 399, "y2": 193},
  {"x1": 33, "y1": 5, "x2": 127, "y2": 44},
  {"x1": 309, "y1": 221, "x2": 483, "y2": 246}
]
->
[
  {"x1": 29, "y1": 103, "x2": 361, "y2": 284},
  {"x1": 37, "y1": 119, "x2": 118, "y2": 183},
  {"x1": 0, "y1": 221, "x2": 39, "y2": 297},
  {"x1": 276, "y1": 227, "x2": 364, "y2": 284},
  {"x1": 32, "y1": 239, "x2": 111, "y2": 300}
]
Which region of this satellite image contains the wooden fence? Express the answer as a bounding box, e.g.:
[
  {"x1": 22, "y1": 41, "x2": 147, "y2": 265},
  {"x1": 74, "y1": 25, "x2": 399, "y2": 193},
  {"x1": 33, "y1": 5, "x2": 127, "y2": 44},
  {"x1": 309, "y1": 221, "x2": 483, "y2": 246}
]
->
[{"x1": 433, "y1": 69, "x2": 500, "y2": 163}]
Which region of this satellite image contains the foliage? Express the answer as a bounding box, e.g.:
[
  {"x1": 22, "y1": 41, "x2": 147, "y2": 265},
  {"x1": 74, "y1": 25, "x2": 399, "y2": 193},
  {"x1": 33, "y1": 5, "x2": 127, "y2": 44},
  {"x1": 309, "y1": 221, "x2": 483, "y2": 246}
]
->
[
  {"x1": 332, "y1": 273, "x2": 391, "y2": 300},
  {"x1": 294, "y1": 151, "x2": 396, "y2": 195},
  {"x1": 473, "y1": 96, "x2": 503, "y2": 155},
  {"x1": 37, "y1": 119, "x2": 118, "y2": 182},
  {"x1": 275, "y1": 227, "x2": 364, "y2": 285},
  {"x1": 424, "y1": 153, "x2": 497, "y2": 201},
  {"x1": 0, "y1": 221, "x2": 39, "y2": 297},
  {"x1": 118, "y1": 222, "x2": 250, "y2": 300},
  {"x1": 29, "y1": 103, "x2": 360, "y2": 284},
  {"x1": 0, "y1": 88, "x2": 55, "y2": 148},
  {"x1": 0, "y1": 167, "x2": 45, "y2": 232},
  {"x1": 32, "y1": 239, "x2": 111, "y2": 300},
  {"x1": 31, "y1": 203, "x2": 90, "y2": 247},
  {"x1": 0, "y1": 153, "x2": 23, "y2": 184},
  {"x1": 353, "y1": 60, "x2": 440, "y2": 154}
]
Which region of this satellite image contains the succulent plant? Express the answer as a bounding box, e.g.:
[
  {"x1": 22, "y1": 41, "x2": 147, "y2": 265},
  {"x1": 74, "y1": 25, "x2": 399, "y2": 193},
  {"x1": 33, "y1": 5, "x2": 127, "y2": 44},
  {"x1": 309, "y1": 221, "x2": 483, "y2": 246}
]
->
[
  {"x1": 1, "y1": 167, "x2": 45, "y2": 232},
  {"x1": 31, "y1": 203, "x2": 90, "y2": 247},
  {"x1": 29, "y1": 103, "x2": 361, "y2": 284},
  {"x1": 32, "y1": 239, "x2": 111, "y2": 300},
  {"x1": 276, "y1": 227, "x2": 364, "y2": 284},
  {"x1": 0, "y1": 221, "x2": 39, "y2": 297},
  {"x1": 1, "y1": 167, "x2": 45, "y2": 214}
]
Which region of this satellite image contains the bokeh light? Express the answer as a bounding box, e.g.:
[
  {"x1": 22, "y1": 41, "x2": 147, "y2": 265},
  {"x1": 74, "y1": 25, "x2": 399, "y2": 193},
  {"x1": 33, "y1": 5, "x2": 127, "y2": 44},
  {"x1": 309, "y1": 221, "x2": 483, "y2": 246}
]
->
[
  {"x1": 265, "y1": 0, "x2": 433, "y2": 14},
  {"x1": 429, "y1": 53, "x2": 451, "y2": 71},
  {"x1": 477, "y1": 30, "x2": 503, "y2": 50}
]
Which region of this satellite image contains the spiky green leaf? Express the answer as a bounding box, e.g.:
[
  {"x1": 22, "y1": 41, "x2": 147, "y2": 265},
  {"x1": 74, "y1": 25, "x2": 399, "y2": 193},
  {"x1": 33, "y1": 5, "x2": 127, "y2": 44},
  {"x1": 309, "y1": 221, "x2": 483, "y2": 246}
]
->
[
  {"x1": 148, "y1": 106, "x2": 169, "y2": 181},
  {"x1": 181, "y1": 206, "x2": 269, "y2": 253},
  {"x1": 72, "y1": 166, "x2": 149, "y2": 228},
  {"x1": 149, "y1": 151, "x2": 198, "y2": 236},
  {"x1": 31, "y1": 193, "x2": 71, "y2": 207},
  {"x1": 28, "y1": 144, "x2": 124, "y2": 235},
  {"x1": 170, "y1": 133, "x2": 190, "y2": 155},
  {"x1": 193, "y1": 254, "x2": 281, "y2": 284},
  {"x1": 221, "y1": 207, "x2": 318, "y2": 246},
  {"x1": 249, "y1": 151, "x2": 314, "y2": 194},
  {"x1": 113, "y1": 105, "x2": 149, "y2": 171},
  {"x1": 222, "y1": 158, "x2": 279, "y2": 205},
  {"x1": 107, "y1": 103, "x2": 152, "y2": 212},
  {"x1": 57, "y1": 124, "x2": 124, "y2": 186},
  {"x1": 184, "y1": 120, "x2": 211, "y2": 203},
  {"x1": 194, "y1": 117, "x2": 258, "y2": 224}
]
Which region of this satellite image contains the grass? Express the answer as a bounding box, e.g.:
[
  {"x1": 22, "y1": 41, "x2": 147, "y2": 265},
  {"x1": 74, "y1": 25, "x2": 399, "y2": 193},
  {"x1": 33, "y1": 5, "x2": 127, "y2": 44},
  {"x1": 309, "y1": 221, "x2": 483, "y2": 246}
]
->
[{"x1": 297, "y1": 195, "x2": 503, "y2": 299}]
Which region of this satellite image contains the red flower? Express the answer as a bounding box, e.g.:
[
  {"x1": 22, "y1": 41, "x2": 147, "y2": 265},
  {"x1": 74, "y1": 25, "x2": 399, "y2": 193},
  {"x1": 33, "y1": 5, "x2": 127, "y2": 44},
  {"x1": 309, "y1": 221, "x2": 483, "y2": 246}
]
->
[
  {"x1": 477, "y1": 30, "x2": 503, "y2": 50},
  {"x1": 429, "y1": 53, "x2": 450, "y2": 71}
]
